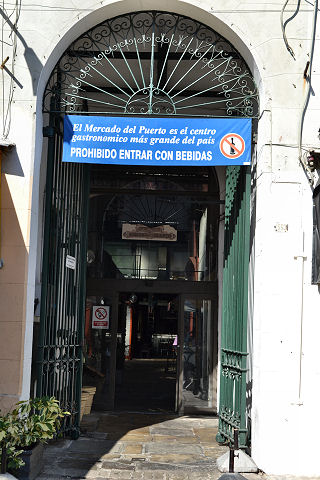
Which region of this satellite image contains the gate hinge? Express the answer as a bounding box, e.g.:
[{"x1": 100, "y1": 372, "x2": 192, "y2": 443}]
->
[{"x1": 43, "y1": 126, "x2": 55, "y2": 138}]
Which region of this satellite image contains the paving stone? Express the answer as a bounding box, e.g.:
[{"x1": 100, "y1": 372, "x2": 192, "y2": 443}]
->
[
  {"x1": 85, "y1": 432, "x2": 109, "y2": 440},
  {"x1": 124, "y1": 444, "x2": 143, "y2": 454},
  {"x1": 150, "y1": 427, "x2": 193, "y2": 436},
  {"x1": 68, "y1": 438, "x2": 124, "y2": 455},
  {"x1": 93, "y1": 453, "x2": 120, "y2": 461},
  {"x1": 85, "y1": 471, "x2": 112, "y2": 479},
  {"x1": 41, "y1": 466, "x2": 92, "y2": 477},
  {"x1": 100, "y1": 470, "x2": 133, "y2": 479},
  {"x1": 101, "y1": 461, "x2": 135, "y2": 471},
  {"x1": 145, "y1": 442, "x2": 203, "y2": 455},
  {"x1": 194, "y1": 427, "x2": 219, "y2": 437},
  {"x1": 121, "y1": 433, "x2": 153, "y2": 442},
  {"x1": 58, "y1": 458, "x2": 101, "y2": 470},
  {"x1": 37, "y1": 476, "x2": 71, "y2": 480},
  {"x1": 218, "y1": 475, "x2": 248, "y2": 480},
  {"x1": 163, "y1": 474, "x2": 185, "y2": 480},
  {"x1": 147, "y1": 453, "x2": 204, "y2": 464},
  {"x1": 131, "y1": 427, "x2": 151, "y2": 434},
  {"x1": 152, "y1": 434, "x2": 198, "y2": 443},
  {"x1": 121, "y1": 455, "x2": 147, "y2": 462},
  {"x1": 140, "y1": 473, "x2": 167, "y2": 480},
  {"x1": 203, "y1": 447, "x2": 228, "y2": 457},
  {"x1": 102, "y1": 431, "x2": 132, "y2": 440}
]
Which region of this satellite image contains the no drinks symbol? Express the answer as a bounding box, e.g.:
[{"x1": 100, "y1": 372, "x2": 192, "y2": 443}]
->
[
  {"x1": 220, "y1": 133, "x2": 245, "y2": 159},
  {"x1": 95, "y1": 307, "x2": 107, "y2": 320},
  {"x1": 92, "y1": 305, "x2": 110, "y2": 329}
]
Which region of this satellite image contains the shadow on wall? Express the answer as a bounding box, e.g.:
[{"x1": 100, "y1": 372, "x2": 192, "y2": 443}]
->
[
  {"x1": 2, "y1": 146, "x2": 24, "y2": 177},
  {"x1": 0, "y1": 7, "x2": 43, "y2": 94}
]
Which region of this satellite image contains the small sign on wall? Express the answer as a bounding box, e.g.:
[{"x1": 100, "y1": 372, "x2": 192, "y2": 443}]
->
[
  {"x1": 66, "y1": 255, "x2": 76, "y2": 270},
  {"x1": 92, "y1": 305, "x2": 110, "y2": 329}
]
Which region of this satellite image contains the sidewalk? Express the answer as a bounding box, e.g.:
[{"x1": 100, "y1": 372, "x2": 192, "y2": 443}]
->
[{"x1": 35, "y1": 412, "x2": 317, "y2": 480}]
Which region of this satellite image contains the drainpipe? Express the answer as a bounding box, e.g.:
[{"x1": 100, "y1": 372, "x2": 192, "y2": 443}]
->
[{"x1": 293, "y1": 229, "x2": 306, "y2": 406}]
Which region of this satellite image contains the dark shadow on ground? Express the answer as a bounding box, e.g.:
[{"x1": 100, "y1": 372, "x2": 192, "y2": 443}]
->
[
  {"x1": 36, "y1": 411, "x2": 224, "y2": 479},
  {"x1": 36, "y1": 357, "x2": 225, "y2": 479}
]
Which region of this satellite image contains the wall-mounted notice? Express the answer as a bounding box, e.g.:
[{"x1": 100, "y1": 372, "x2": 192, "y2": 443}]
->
[
  {"x1": 66, "y1": 255, "x2": 76, "y2": 270},
  {"x1": 63, "y1": 115, "x2": 251, "y2": 166},
  {"x1": 92, "y1": 305, "x2": 110, "y2": 329}
]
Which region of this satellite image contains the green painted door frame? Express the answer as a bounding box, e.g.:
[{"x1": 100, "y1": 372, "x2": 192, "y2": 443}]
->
[{"x1": 217, "y1": 165, "x2": 251, "y2": 448}]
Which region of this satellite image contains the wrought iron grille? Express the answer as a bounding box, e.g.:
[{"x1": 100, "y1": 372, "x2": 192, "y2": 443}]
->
[{"x1": 43, "y1": 11, "x2": 258, "y2": 117}]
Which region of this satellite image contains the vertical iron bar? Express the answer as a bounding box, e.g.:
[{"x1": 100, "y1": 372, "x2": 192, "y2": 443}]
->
[
  {"x1": 75, "y1": 165, "x2": 90, "y2": 431},
  {"x1": 229, "y1": 443, "x2": 234, "y2": 473},
  {"x1": 37, "y1": 101, "x2": 56, "y2": 398},
  {"x1": 240, "y1": 167, "x2": 251, "y2": 447}
]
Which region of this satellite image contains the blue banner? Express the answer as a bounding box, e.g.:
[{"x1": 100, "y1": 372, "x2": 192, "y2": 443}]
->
[{"x1": 62, "y1": 115, "x2": 251, "y2": 166}]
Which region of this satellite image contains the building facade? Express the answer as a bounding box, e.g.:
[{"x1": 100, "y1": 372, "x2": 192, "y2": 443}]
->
[{"x1": 0, "y1": 0, "x2": 319, "y2": 476}]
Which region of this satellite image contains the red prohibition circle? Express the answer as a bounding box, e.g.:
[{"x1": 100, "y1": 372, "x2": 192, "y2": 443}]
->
[
  {"x1": 220, "y1": 133, "x2": 245, "y2": 159},
  {"x1": 95, "y1": 307, "x2": 107, "y2": 319}
]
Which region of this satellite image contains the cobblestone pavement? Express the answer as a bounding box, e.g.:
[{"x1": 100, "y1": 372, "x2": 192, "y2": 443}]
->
[{"x1": 35, "y1": 412, "x2": 317, "y2": 480}]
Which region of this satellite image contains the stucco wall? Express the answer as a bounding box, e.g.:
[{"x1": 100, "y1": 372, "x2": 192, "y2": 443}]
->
[{"x1": 0, "y1": 0, "x2": 319, "y2": 475}]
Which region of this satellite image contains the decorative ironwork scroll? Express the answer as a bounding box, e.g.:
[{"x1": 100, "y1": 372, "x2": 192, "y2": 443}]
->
[{"x1": 43, "y1": 11, "x2": 259, "y2": 117}]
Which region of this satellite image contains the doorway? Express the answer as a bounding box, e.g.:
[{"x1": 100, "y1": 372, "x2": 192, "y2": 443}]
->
[
  {"x1": 82, "y1": 288, "x2": 216, "y2": 414},
  {"x1": 179, "y1": 295, "x2": 215, "y2": 413},
  {"x1": 115, "y1": 292, "x2": 178, "y2": 411},
  {"x1": 82, "y1": 291, "x2": 179, "y2": 412},
  {"x1": 82, "y1": 164, "x2": 219, "y2": 413}
]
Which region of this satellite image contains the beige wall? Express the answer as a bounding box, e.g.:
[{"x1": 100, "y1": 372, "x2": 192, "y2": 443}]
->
[{"x1": 0, "y1": 149, "x2": 31, "y2": 412}]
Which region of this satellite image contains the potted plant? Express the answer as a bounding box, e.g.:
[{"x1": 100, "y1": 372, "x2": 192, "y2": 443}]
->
[{"x1": 0, "y1": 397, "x2": 69, "y2": 480}]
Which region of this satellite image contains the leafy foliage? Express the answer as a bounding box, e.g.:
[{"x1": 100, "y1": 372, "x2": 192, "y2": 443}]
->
[{"x1": 0, "y1": 397, "x2": 69, "y2": 472}]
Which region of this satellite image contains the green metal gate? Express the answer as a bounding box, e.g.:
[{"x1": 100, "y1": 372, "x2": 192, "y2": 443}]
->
[
  {"x1": 37, "y1": 110, "x2": 90, "y2": 436},
  {"x1": 217, "y1": 165, "x2": 251, "y2": 448}
]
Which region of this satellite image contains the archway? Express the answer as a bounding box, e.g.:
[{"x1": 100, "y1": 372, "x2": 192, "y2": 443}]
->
[{"x1": 36, "y1": 10, "x2": 259, "y2": 441}]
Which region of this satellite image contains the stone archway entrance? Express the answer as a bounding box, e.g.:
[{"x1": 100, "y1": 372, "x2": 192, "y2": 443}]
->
[{"x1": 37, "y1": 10, "x2": 258, "y2": 442}]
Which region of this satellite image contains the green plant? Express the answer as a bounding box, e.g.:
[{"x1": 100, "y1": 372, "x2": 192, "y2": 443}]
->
[{"x1": 0, "y1": 396, "x2": 69, "y2": 473}]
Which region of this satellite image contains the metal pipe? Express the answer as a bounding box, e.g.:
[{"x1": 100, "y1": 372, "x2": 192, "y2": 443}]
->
[
  {"x1": 234, "y1": 428, "x2": 239, "y2": 450},
  {"x1": 298, "y1": 0, "x2": 318, "y2": 171},
  {"x1": 280, "y1": 0, "x2": 296, "y2": 58},
  {"x1": 229, "y1": 443, "x2": 235, "y2": 473},
  {"x1": 228, "y1": 428, "x2": 239, "y2": 472}
]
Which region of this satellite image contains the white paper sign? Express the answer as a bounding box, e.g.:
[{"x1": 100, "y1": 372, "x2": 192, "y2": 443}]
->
[
  {"x1": 66, "y1": 255, "x2": 76, "y2": 270},
  {"x1": 92, "y1": 305, "x2": 110, "y2": 329}
]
